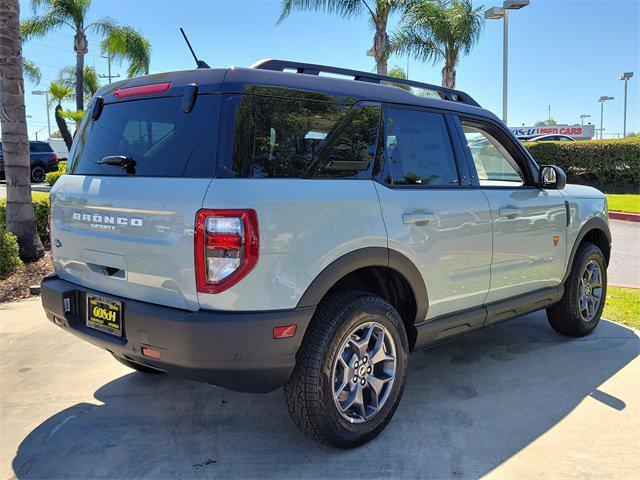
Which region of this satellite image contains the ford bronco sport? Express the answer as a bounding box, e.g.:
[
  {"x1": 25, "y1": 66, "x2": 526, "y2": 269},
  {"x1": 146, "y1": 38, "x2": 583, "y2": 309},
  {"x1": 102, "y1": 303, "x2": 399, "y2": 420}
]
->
[{"x1": 41, "y1": 59, "x2": 611, "y2": 448}]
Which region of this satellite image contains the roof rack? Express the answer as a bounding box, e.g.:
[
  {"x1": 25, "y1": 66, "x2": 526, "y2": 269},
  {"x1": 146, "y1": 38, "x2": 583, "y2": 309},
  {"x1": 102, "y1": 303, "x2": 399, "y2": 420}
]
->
[{"x1": 251, "y1": 59, "x2": 481, "y2": 108}]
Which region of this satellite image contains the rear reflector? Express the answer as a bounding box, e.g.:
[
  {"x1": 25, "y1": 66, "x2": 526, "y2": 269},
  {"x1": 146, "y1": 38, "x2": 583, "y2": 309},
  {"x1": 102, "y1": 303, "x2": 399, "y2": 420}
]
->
[
  {"x1": 141, "y1": 347, "x2": 161, "y2": 359},
  {"x1": 273, "y1": 325, "x2": 297, "y2": 339},
  {"x1": 114, "y1": 82, "x2": 171, "y2": 98}
]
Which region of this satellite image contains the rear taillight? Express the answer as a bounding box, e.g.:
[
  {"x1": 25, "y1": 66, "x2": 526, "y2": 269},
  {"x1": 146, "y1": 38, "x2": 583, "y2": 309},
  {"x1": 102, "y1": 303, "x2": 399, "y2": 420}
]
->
[
  {"x1": 53, "y1": 153, "x2": 58, "y2": 163},
  {"x1": 195, "y1": 209, "x2": 259, "y2": 294}
]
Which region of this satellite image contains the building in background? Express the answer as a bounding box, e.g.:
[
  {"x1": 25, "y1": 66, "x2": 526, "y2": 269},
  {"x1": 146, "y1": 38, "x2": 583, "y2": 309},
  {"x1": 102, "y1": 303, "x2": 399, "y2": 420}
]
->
[{"x1": 510, "y1": 124, "x2": 595, "y2": 140}]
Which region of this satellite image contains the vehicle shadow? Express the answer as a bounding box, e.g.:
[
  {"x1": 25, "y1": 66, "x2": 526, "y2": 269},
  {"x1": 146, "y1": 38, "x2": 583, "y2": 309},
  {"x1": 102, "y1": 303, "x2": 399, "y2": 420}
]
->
[{"x1": 12, "y1": 311, "x2": 639, "y2": 479}]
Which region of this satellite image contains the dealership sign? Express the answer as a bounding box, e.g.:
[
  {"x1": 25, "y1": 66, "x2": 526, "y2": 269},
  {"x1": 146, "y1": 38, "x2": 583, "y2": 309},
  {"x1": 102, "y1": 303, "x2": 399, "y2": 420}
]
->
[{"x1": 510, "y1": 124, "x2": 595, "y2": 140}]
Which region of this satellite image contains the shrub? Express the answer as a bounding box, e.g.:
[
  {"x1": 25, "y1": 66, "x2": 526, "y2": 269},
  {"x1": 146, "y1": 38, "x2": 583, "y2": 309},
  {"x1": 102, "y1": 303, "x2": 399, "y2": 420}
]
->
[
  {"x1": 523, "y1": 137, "x2": 640, "y2": 188},
  {"x1": 0, "y1": 229, "x2": 23, "y2": 277},
  {"x1": 0, "y1": 193, "x2": 51, "y2": 246},
  {"x1": 46, "y1": 160, "x2": 67, "y2": 186}
]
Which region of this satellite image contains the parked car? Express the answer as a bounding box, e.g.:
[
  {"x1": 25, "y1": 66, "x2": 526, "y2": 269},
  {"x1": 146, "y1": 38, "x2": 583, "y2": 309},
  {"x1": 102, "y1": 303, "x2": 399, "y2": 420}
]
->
[
  {"x1": 527, "y1": 134, "x2": 576, "y2": 142},
  {"x1": 48, "y1": 137, "x2": 70, "y2": 161},
  {"x1": 41, "y1": 59, "x2": 611, "y2": 448},
  {"x1": 0, "y1": 140, "x2": 59, "y2": 182}
]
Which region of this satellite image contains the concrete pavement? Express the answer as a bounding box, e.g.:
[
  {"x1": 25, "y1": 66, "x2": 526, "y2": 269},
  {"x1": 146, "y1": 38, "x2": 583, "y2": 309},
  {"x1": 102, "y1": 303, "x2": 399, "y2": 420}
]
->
[{"x1": 1, "y1": 298, "x2": 638, "y2": 479}]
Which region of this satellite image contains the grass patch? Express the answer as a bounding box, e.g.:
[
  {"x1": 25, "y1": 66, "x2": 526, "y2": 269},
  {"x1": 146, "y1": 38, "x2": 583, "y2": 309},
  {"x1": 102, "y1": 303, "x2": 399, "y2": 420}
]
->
[
  {"x1": 607, "y1": 194, "x2": 640, "y2": 213},
  {"x1": 603, "y1": 286, "x2": 640, "y2": 329}
]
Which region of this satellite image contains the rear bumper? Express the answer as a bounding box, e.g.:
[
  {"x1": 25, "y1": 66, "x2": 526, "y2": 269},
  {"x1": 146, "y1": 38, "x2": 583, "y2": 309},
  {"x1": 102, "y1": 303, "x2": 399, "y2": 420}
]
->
[{"x1": 41, "y1": 275, "x2": 314, "y2": 392}]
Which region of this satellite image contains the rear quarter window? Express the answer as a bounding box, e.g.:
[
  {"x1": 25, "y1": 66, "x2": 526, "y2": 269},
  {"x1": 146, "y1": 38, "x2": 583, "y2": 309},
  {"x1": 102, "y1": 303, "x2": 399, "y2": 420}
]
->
[{"x1": 69, "y1": 95, "x2": 219, "y2": 177}]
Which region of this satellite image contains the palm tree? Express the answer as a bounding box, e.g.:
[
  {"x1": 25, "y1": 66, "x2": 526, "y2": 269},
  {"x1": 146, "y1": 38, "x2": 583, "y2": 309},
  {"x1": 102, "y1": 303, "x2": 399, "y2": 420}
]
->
[
  {"x1": 62, "y1": 109, "x2": 85, "y2": 127},
  {"x1": 48, "y1": 82, "x2": 74, "y2": 150},
  {"x1": 392, "y1": 0, "x2": 483, "y2": 88},
  {"x1": 58, "y1": 65, "x2": 100, "y2": 103},
  {"x1": 100, "y1": 26, "x2": 151, "y2": 77},
  {"x1": 23, "y1": 59, "x2": 41, "y2": 84},
  {"x1": 278, "y1": 0, "x2": 404, "y2": 75},
  {"x1": 21, "y1": 0, "x2": 151, "y2": 111},
  {"x1": 0, "y1": 0, "x2": 45, "y2": 260},
  {"x1": 387, "y1": 66, "x2": 412, "y2": 91}
]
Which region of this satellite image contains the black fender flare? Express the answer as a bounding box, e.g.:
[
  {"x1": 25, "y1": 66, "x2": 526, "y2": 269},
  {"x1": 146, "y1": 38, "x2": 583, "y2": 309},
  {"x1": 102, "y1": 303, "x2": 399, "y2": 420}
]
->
[
  {"x1": 562, "y1": 216, "x2": 612, "y2": 284},
  {"x1": 296, "y1": 247, "x2": 429, "y2": 325}
]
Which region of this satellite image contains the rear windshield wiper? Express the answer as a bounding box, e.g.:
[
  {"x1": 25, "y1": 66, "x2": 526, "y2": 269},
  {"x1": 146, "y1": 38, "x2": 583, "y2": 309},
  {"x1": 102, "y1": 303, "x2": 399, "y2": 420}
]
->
[{"x1": 96, "y1": 155, "x2": 137, "y2": 174}]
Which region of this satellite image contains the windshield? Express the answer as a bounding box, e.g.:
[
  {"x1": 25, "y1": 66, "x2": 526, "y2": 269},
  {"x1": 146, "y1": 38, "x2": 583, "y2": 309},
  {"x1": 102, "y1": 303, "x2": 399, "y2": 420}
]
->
[{"x1": 69, "y1": 95, "x2": 219, "y2": 177}]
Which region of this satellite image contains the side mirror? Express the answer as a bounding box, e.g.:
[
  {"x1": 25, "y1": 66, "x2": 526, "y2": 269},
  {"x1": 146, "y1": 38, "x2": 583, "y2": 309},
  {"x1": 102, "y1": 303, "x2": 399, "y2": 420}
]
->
[{"x1": 539, "y1": 165, "x2": 566, "y2": 190}]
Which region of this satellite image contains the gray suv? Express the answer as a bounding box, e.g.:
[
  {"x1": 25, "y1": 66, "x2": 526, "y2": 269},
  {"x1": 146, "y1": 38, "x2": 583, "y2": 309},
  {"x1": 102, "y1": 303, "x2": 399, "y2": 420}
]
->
[{"x1": 41, "y1": 60, "x2": 611, "y2": 448}]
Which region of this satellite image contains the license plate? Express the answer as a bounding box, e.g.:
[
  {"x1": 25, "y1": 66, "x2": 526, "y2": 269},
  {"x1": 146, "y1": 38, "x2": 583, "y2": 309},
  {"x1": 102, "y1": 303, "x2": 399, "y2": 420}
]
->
[{"x1": 86, "y1": 295, "x2": 122, "y2": 337}]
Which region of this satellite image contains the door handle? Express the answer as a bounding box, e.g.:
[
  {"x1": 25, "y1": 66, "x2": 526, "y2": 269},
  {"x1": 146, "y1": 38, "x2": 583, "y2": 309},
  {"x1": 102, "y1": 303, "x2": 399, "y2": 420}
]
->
[
  {"x1": 499, "y1": 205, "x2": 523, "y2": 218},
  {"x1": 402, "y1": 212, "x2": 436, "y2": 225}
]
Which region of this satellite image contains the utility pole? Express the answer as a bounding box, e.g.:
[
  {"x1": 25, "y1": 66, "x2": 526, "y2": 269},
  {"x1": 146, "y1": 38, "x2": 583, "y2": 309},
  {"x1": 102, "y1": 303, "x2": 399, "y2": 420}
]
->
[
  {"x1": 547, "y1": 105, "x2": 551, "y2": 123},
  {"x1": 99, "y1": 53, "x2": 120, "y2": 84}
]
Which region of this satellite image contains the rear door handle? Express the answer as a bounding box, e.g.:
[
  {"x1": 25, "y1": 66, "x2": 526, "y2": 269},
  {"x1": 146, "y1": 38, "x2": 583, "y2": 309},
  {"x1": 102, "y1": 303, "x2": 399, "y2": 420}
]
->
[
  {"x1": 402, "y1": 212, "x2": 436, "y2": 225},
  {"x1": 499, "y1": 205, "x2": 523, "y2": 218}
]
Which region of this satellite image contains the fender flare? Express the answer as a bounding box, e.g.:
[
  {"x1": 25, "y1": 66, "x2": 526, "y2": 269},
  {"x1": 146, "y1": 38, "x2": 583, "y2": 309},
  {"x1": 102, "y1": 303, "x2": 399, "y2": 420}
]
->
[
  {"x1": 296, "y1": 247, "x2": 429, "y2": 324},
  {"x1": 562, "y1": 216, "x2": 612, "y2": 284}
]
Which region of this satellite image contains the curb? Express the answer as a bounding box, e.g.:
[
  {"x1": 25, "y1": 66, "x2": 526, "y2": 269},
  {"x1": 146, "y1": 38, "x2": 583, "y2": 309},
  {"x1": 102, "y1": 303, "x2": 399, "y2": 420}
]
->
[{"x1": 609, "y1": 211, "x2": 640, "y2": 222}]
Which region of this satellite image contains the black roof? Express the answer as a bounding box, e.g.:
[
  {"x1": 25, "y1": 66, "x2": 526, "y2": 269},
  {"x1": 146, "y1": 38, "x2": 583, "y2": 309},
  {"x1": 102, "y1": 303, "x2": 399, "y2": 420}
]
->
[{"x1": 94, "y1": 59, "x2": 499, "y2": 121}]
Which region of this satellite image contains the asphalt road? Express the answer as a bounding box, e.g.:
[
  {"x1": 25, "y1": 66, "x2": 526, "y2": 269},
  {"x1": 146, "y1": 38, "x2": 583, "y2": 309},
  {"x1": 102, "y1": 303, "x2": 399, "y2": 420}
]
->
[
  {"x1": 1, "y1": 298, "x2": 638, "y2": 479},
  {"x1": 0, "y1": 180, "x2": 50, "y2": 199},
  {"x1": 608, "y1": 219, "x2": 640, "y2": 288}
]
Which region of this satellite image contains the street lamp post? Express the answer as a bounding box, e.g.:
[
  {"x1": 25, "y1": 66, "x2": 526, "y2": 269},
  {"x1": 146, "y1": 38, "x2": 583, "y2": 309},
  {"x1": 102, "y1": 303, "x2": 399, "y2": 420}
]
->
[
  {"x1": 32, "y1": 90, "x2": 51, "y2": 140},
  {"x1": 484, "y1": 0, "x2": 530, "y2": 124},
  {"x1": 620, "y1": 72, "x2": 633, "y2": 138},
  {"x1": 579, "y1": 114, "x2": 591, "y2": 126},
  {"x1": 34, "y1": 126, "x2": 47, "y2": 141},
  {"x1": 598, "y1": 96, "x2": 614, "y2": 140}
]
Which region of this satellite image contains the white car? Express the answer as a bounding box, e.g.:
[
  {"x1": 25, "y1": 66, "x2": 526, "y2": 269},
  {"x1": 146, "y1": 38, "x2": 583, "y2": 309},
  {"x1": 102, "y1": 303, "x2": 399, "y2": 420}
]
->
[
  {"x1": 528, "y1": 134, "x2": 576, "y2": 142},
  {"x1": 48, "y1": 138, "x2": 69, "y2": 161}
]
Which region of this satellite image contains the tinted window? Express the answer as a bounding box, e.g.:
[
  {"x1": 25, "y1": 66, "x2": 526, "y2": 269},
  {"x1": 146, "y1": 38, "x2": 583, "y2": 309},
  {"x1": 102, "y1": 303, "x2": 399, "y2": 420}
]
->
[
  {"x1": 386, "y1": 108, "x2": 458, "y2": 186},
  {"x1": 30, "y1": 142, "x2": 53, "y2": 153},
  {"x1": 222, "y1": 94, "x2": 379, "y2": 179},
  {"x1": 462, "y1": 125, "x2": 524, "y2": 187},
  {"x1": 70, "y1": 95, "x2": 218, "y2": 177}
]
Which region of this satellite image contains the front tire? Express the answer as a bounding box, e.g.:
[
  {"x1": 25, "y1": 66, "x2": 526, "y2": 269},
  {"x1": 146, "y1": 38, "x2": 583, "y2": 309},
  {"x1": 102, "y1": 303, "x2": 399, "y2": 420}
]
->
[
  {"x1": 284, "y1": 292, "x2": 409, "y2": 448},
  {"x1": 547, "y1": 242, "x2": 607, "y2": 337}
]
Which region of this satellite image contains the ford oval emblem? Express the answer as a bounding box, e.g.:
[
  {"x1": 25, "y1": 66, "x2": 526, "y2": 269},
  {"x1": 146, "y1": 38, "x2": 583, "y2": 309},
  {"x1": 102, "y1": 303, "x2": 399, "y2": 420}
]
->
[{"x1": 54, "y1": 239, "x2": 62, "y2": 248}]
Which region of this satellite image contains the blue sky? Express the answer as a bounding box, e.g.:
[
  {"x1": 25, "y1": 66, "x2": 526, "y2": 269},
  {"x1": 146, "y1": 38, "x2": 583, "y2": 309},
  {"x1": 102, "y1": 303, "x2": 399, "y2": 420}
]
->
[{"x1": 20, "y1": 0, "x2": 639, "y2": 140}]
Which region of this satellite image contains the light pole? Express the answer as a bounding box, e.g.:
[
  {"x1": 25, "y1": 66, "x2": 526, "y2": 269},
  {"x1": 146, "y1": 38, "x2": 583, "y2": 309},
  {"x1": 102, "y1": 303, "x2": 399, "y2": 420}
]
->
[
  {"x1": 34, "y1": 126, "x2": 47, "y2": 141},
  {"x1": 598, "y1": 96, "x2": 614, "y2": 139},
  {"x1": 580, "y1": 114, "x2": 591, "y2": 126},
  {"x1": 620, "y1": 72, "x2": 633, "y2": 137},
  {"x1": 32, "y1": 90, "x2": 51, "y2": 140},
  {"x1": 484, "y1": 0, "x2": 530, "y2": 124}
]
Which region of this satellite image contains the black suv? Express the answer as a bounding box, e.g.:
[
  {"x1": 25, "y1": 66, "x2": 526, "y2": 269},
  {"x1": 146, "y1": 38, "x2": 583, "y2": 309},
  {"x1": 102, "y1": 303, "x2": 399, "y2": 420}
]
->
[{"x1": 0, "y1": 140, "x2": 59, "y2": 183}]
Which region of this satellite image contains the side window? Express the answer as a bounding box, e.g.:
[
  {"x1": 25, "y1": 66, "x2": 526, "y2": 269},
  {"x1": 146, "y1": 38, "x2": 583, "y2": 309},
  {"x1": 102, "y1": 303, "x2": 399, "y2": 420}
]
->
[
  {"x1": 386, "y1": 108, "x2": 459, "y2": 186},
  {"x1": 461, "y1": 124, "x2": 524, "y2": 187},
  {"x1": 222, "y1": 94, "x2": 379, "y2": 179}
]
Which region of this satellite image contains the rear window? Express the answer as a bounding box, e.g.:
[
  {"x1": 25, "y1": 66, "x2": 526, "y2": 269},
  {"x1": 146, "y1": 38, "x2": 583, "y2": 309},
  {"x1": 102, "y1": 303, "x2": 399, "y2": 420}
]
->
[
  {"x1": 219, "y1": 94, "x2": 380, "y2": 179},
  {"x1": 69, "y1": 95, "x2": 219, "y2": 177},
  {"x1": 30, "y1": 142, "x2": 53, "y2": 153}
]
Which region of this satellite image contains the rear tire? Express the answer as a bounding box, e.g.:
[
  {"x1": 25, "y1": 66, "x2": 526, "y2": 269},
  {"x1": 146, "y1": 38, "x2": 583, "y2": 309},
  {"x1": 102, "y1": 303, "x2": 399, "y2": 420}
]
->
[
  {"x1": 284, "y1": 291, "x2": 409, "y2": 448},
  {"x1": 111, "y1": 353, "x2": 166, "y2": 375},
  {"x1": 547, "y1": 242, "x2": 607, "y2": 337}
]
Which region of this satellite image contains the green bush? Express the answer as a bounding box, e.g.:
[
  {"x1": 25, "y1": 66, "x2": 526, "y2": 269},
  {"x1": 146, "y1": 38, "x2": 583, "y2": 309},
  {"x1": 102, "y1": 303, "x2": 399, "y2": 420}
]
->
[
  {"x1": 0, "y1": 229, "x2": 23, "y2": 277},
  {"x1": 0, "y1": 193, "x2": 50, "y2": 246},
  {"x1": 523, "y1": 137, "x2": 640, "y2": 187},
  {"x1": 46, "y1": 160, "x2": 67, "y2": 186}
]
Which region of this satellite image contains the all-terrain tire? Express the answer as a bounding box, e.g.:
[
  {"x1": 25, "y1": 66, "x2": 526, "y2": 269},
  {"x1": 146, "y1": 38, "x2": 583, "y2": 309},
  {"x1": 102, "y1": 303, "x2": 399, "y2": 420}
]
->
[
  {"x1": 111, "y1": 353, "x2": 166, "y2": 374},
  {"x1": 547, "y1": 242, "x2": 607, "y2": 337},
  {"x1": 283, "y1": 291, "x2": 409, "y2": 448}
]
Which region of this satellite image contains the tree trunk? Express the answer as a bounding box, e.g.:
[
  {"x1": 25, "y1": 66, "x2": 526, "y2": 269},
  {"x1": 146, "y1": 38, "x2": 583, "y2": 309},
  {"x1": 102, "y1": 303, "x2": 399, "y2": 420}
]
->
[
  {"x1": 54, "y1": 105, "x2": 73, "y2": 150},
  {"x1": 74, "y1": 32, "x2": 88, "y2": 111},
  {"x1": 373, "y1": 21, "x2": 389, "y2": 76},
  {"x1": 442, "y1": 65, "x2": 456, "y2": 89},
  {"x1": 0, "y1": 0, "x2": 45, "y2": 260}
]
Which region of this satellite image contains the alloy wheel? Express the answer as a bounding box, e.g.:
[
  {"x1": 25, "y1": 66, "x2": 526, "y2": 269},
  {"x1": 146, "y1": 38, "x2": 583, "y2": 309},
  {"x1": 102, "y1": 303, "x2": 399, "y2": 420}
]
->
[
  {"x1": 577, "y1": 260, "x2": 603, "y2": 322},
  {"x1": 331, "y1": 322, "x2": 396, "y2": 424}
]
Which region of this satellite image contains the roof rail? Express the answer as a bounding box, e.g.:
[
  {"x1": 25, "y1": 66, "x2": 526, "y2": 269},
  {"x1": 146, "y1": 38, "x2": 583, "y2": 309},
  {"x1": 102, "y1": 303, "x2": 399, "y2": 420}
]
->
[{"x1": 251, "y1": 58, "x2": 481, "y2": 108}]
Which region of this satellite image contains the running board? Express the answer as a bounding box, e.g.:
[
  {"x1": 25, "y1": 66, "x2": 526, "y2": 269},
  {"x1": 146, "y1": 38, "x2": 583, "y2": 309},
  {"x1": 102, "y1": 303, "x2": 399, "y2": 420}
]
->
[{"x1": 413, "y1": 286, "x2": 564, "y2": 350}]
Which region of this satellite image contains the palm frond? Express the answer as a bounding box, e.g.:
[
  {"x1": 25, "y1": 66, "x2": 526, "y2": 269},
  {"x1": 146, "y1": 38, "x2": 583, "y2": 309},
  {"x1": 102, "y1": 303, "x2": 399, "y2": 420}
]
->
[
  {"x1": 57, "y1": 65, "x2": 99, "y2": 99},
  {"x1": 48, "y1": 81, "x2": 74, "y2": 105},
  {"x1": 277, "y1": 0, "x2": 365, "y2": 24},
  {"x1": 21, "y1": 13, "x2": 65, "y2": 39},
  {"x1": 23, "y1": 59, "x2": 42, "y2": 84},
  {"x1": 62, "y1": 109, "x2": 85, "y2": 125},
  {"x1": 88, "y1": 16, "x2": 120, "y2": 37},
  {"x1": 100, "y1": 25, "x2": 151, "y2": 77}
]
